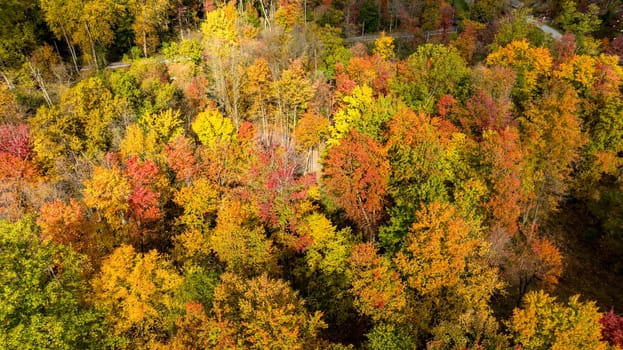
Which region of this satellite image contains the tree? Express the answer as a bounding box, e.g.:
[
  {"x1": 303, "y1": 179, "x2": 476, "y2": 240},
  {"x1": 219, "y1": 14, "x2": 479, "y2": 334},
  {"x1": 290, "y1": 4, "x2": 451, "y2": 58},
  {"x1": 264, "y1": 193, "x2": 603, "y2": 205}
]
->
[
  {"x1": 207, "y1": 195, "x2": 277, "y2": 277},
  {"x1": 30, "y1": 76, "x2": 120, "y2": 168},
  {"x1": 491, "y1": 8, "x2": 544, "y2": 50},
  {"x1": 0, "y1": 220, "x2": 106, "y2": 349},
  {"x1": 0, "y1": 125, "x2": 43, "y2": 221},
  {"x1": 38, "y1": 199, "x2": 94, "y2": 255},
  {"x1": 201, "y1": 1, "x2": 247, "y2": 128},
  {"x1": 271, "y1": 58, "x2": 315, "y2": 146},
  {"x1": 373, "y1": 32, "x2": 395, "y2": 61},
  {"x1": 124, "y1": 156, "x2": 167, "y2": 240},
  {"x1": 293, "y1": 213, "x2": 354, "y2": 328},
  {"x1": 246, "y1": 57, "x2": 273, "y2": 142},
  {"x1": 294, "y1": 111, "x2": 330, "y2": 173},
  {"x1": 192, "y1": 107, "x2": 237, "y2": 149},
  {"x1": 128, "y1": 0, "x2": 173, "y2": 57},
  {"x1": 520, "y1": 82, "x2": 587, "y2": 225},
  {"x1": 556, "y1": 0, "x2": 601, "y2": 53},
  {"x1": 471, "y1": 0, "x2": 509, "y2": 23},
  {"x1": 41, "y1": 0, "x2": 123, "y2": 69},
  {"x1": 243, "y1": 145, "x2": 315, "y2": 231},
  {"x1": 600, "y1": 309, "x2": 623, "y2": 348},
  {"x1": 391, "y1": 44, "x2": 469, "y2": 113},
  {"x1": 507, "y1": 291, "x2": 607, "y2": 350},
  {"x1": 82, "y1": 165, "x2": 131, "y2": 231},
  {"x1": 380, "y1": 109, "x2": 479, "y2": 254},
  {"x1": 329, "y1": 85, "x2": 398, "y2": 144},
  {"x1": 394, "y1": 202, "x2": 481, "y2": 296},
  {"x1": 486, "y1": 39, "x2": 552, "y2": 102},
  {"x1": 394, "y1": 202, "x2": 501, "y2": 330},
  {"x1": 91, "y1": 245, "x2": 183, "y2": 349},
  {"x1": 0, "y1": 0, "x2": 42, "y2": 83},
  {"x1": 463, "y1": 65, "x2": 516, "y2": 133},
  {"x1": 479, "y1": 127, "x2": 526, "y2": 245},
  {"x1": 349, "y1": 242, "x2": 407, "y2": 324},
  {"x1": 323, "y1": 129, "x2": 389, "y2": 241},
  {"x1": 171, "y1": 302, "x2": 236, "y2": 349},
  {"x1": 211, "y1": 272, "x2": 326, "y2": 349}
]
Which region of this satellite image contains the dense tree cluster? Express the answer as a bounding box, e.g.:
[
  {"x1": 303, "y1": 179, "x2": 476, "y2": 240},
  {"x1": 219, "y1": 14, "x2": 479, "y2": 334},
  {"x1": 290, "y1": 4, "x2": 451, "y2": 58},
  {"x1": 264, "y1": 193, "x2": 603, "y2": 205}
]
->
[{"x1": 1, "y1": 0, "x2": 623, "y2": 348}]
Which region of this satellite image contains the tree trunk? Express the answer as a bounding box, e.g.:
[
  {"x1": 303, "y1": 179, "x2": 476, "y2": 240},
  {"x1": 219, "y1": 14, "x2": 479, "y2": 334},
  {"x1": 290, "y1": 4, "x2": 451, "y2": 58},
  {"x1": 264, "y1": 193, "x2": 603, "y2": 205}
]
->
[
  {"x1": 28, "y1": 61, "x2": 52, "y2": 107},
  {"x1": 84, "y1": 22, "x2": 99, "y2": 70},
  {"x1": 0, "y1": 68, "x2": 14, "y2": 90},
  {"x1": 61, "y1": 24, "x2": 80, "y2": 73},
  {"x1": 143, "y1": 29, "x2": 148, "y2": 58}
]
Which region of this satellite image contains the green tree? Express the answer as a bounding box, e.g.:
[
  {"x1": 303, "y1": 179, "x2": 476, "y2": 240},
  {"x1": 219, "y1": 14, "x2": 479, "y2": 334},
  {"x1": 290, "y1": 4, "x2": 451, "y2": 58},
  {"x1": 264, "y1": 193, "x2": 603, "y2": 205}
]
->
[
  {"x1": 0, "y1": 220, "x2": 106, "y2": 349},
  {"x1": 0, "y1": 0, "x2": 42, "y2": 85},
  {"x1": 391, "y1": 44, "x2": 469, "y2": 113}
]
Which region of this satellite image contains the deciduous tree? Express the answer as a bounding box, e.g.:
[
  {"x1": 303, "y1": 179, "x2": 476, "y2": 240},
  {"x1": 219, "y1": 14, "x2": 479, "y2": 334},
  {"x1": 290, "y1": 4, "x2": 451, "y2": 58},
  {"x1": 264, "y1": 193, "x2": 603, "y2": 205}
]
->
[{"x1": 323, "y1": 129, "x2": 389, "y2": 241}]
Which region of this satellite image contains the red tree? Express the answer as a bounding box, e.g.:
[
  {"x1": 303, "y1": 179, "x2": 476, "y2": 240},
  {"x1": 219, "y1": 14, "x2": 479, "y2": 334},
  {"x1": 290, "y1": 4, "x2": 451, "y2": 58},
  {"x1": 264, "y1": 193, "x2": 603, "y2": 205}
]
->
[
  {"x1": 323, "y1": 129, "x2": 389, "y2": 241},
  {"x1": 601, "y1": 309, "x2": 623, "y2": 348}
]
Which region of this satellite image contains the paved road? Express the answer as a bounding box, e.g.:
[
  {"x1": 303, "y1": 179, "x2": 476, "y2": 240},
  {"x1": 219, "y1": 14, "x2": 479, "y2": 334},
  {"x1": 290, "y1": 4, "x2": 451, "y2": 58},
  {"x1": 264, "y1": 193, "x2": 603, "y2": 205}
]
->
[
  {"x1": 527, "y1": 16, "x2": 563, "y2": 40},
  {"x1": 346, "y1": 28, "x2": 457, "y2": 43}
]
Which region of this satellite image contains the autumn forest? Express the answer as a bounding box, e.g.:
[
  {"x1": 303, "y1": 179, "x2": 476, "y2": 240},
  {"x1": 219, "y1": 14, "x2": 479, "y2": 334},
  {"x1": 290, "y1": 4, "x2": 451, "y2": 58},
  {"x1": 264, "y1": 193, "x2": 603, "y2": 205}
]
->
[{"x1": 1, "y1": 0, "x2": 623, "y2": 348}]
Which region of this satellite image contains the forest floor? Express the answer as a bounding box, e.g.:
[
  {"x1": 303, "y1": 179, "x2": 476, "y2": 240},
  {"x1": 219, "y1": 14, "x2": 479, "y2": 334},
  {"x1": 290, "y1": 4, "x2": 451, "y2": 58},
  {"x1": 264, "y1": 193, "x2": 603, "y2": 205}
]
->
[{"x1": 551, "y1": 201, "x2": 623, "y2": 311}]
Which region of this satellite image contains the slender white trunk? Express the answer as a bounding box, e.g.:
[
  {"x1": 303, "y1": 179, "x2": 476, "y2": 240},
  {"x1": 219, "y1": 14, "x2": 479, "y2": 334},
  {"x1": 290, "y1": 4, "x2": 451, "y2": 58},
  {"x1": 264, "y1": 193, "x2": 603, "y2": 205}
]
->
[
  {"x1": 84, "y1": 22, "x2": 99, "y2": 70},
  {"x1": 61, "y1": 24, "x2": 79, "y2": 73}
]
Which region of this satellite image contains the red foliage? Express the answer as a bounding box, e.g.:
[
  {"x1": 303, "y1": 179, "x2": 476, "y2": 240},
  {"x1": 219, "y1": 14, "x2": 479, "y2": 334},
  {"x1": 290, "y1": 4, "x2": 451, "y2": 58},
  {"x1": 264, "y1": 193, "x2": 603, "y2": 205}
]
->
[
  {"x1": 165, "y1": 136, "x2": 198, "y2": 182},
  {"x1": 0, "y1": 123, "x2": 31, "y2": 160},
  {"x1": 323, "y1": 130, "x2": 389, "y2": 241},
  {"x1": 124, "y1": 156, "x2": 162, "y2": 222},
  {"x1": 244, "y1": 145, "x2": 315, "y2": 229},
  {"x1": 335, "y1": 63, "x2": 357, "y2": 95},
  {"x1": 437, "y1": 94, "x2": 457, "y2": 118},
  {"x1": 237, "y1": 121, "x2": 256, "y2": 143},
  {"x1": 552, "y1": 33, "x2": 577, "y2": 67},
  {"x1": 483, "y1": 128, "x2": 525, "y2": 239},
  {"x1": 601, "y1": 309, "x2": 623, "y2": 348},
  {"x1": 0, "y1": 153, "x2": 38, "y2": 180},
  {"x1": 466, "y1": 90, "x2": 514, "y2": 133},
  {"x1": 605, "y1": 35, "x2": 623, "y2": 62}
]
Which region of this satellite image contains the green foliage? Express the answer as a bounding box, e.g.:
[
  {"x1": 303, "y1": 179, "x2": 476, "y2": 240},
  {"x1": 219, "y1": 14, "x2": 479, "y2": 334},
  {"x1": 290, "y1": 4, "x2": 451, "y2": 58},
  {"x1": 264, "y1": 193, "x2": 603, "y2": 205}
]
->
[
  {"x1": 317, "y1": 26, "x2": 351, "y2": 78},
  {"x1": 491, "y1": 8, "x2": 545, "y2": 49},
  {"x1": 0, "y1": 0, "x2": 41, "y2": 68},
  {"x1": 294, "y1": 214, "x2": 354, "y2": 326},
  {"x1": 380, "y1": 109, "x2": 481, "y2": 254},
  {"x1": 391, "y1": 44, "x2": 469, "y2": 113},
  {"x1": 365, "y1": 323, "x2": 416, "y2": 350},
  {"x1": 0, "y1": 220, "x2": 106, "y2": 349}
]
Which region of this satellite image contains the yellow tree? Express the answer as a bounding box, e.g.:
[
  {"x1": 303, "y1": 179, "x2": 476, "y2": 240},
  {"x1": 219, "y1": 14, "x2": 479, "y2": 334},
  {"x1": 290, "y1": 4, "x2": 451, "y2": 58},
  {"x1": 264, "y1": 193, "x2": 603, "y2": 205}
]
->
[
  {"x1": 486, "y1": 39, "x2": 553, "y2": 101},
  {"x1": 83, "y1": 165, "x2": 131, "y2": 231},
  {"x1": 91, "y1": 245, "x2": 183, "y2": 349},
  {"x1": 271, "y1": 58, "x2": 314, "y2": 145},
  {"x1": 520, "y1": 82, "x2": 587, "y2": 226},
  {"x1": 128, "y1": 0, "x2": 173, "y2": 57},
  {"x1": 393, "y1": 202, "x2": 502, "y2": 341},
  {"x1": 507, "y1": 290, "x2": 607, "y2": 350},
  {"x1": 373, "y1": 32, "x2": 395, "y2": 61},
  {"x1": 201, "y1": 2, "x2": 247, "y2": 128},
  {"x1": 212, "y1": 272, "x2": 326, "y2": 349}
]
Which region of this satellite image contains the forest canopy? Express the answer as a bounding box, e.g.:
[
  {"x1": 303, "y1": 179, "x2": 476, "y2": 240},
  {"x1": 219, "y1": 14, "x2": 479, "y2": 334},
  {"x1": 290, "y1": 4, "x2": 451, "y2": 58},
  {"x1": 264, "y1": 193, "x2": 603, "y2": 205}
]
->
[{"x1": 1, "y1": 0, "x2": 623, "y2": 348}]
